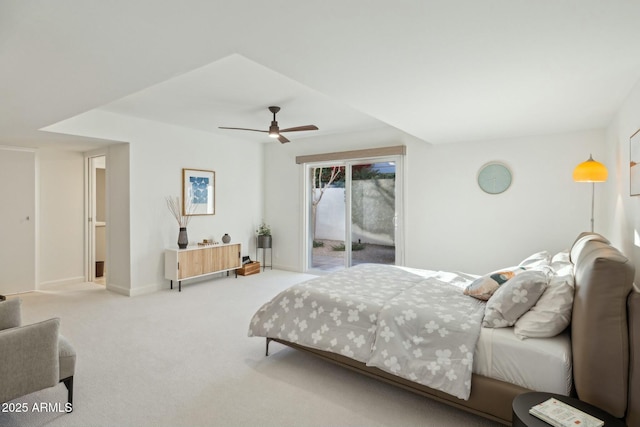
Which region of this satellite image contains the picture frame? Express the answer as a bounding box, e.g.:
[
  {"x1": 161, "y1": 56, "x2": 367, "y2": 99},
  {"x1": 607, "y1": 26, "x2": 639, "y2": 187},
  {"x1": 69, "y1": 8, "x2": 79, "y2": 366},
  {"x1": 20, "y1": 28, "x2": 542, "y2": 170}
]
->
[
  {"x1": 631, "y1": 129, "x2": 640, "y2": 196},
  {"x1": 182, "y1": 168, "x2": 215, "y2": 215}
]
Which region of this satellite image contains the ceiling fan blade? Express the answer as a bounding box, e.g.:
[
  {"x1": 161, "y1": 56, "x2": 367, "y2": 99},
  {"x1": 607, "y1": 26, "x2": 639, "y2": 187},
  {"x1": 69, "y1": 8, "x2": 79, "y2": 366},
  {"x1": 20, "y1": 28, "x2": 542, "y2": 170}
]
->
[
  {"x1": 221, "y1": 107, "x2": 316, "y2": 143},
  {"x1": 218, "y1": 127, "x2": 268, "y2": 133},
  {"x1": 279, "y1": 125, "x2": 319, "y2": 133}
]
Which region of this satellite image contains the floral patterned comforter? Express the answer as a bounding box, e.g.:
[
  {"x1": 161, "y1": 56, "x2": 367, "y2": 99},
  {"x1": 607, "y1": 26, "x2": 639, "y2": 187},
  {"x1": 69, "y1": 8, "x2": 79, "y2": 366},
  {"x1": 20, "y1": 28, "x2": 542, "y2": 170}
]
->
[{"x1": 248, "y1": 263, "x2": 485, "y2": 400}]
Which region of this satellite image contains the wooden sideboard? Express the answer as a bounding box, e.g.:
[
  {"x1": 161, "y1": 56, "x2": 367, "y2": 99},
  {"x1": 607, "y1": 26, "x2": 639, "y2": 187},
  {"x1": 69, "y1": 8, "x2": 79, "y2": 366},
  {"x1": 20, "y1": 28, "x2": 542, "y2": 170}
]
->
[{"x1": 164, "y1": 243, "x2": 241, "y2": 291}]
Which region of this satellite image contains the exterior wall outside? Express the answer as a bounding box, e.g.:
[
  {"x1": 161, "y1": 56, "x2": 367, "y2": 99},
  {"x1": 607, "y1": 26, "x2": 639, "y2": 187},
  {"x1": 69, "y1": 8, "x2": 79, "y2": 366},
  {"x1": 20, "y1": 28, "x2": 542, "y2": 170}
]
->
[{"x1": 314, "y1": 180, "x2": 396, "y2": 246}]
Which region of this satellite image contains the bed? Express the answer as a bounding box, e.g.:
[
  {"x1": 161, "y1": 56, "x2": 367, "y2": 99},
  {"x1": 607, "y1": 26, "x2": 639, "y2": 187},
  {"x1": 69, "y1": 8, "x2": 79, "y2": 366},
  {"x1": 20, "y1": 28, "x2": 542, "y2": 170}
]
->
[{"x1": 248, "y1": 233, "x2": 640, "y2": 426}]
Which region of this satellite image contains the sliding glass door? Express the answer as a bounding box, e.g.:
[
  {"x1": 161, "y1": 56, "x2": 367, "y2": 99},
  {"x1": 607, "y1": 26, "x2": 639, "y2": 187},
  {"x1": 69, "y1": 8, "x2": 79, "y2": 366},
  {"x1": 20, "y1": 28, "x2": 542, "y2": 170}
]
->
[{"x1": 306, "y1": 157, "x2": 401, "y2": 273}]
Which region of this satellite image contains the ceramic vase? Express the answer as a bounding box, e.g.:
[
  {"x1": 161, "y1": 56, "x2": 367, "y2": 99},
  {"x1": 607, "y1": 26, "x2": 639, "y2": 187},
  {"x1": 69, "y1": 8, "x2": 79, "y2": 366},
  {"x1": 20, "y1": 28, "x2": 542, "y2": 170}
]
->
[
  {"x1": 222, "y1": 233, "x2": 231, "y2": 244},
  {"x1": 178, "y1": 227, "x2": 188, "y2": 249}
]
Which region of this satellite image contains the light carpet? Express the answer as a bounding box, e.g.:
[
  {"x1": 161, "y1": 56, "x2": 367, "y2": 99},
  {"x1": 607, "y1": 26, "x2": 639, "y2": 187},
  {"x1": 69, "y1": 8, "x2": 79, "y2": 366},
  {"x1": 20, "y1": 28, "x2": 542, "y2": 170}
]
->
[{"x1": 0, "y1": 270, "x2": 503, "y2": 427}]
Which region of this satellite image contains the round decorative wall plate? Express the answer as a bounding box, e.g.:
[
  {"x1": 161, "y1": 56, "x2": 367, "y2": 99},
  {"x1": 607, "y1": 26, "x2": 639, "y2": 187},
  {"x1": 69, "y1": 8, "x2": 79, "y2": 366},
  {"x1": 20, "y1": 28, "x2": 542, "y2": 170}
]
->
[{"x1": 477, "y1": 162, "x2": 512, "y2": 194}]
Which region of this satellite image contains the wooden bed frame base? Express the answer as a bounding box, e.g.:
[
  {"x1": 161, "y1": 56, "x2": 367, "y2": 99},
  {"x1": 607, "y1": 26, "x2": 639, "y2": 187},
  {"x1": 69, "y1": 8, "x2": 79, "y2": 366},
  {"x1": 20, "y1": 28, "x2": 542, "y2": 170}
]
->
[{"x1": 266, "y1": 338, "x2": 531, "y2": 425}]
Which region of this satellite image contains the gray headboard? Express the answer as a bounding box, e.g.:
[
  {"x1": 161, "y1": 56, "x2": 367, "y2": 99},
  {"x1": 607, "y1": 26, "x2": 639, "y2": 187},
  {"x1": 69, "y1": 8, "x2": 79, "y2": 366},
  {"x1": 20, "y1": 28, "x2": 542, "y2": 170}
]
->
[{"x1": 570, "y1": 232, "x2": 637, "y2": 425}]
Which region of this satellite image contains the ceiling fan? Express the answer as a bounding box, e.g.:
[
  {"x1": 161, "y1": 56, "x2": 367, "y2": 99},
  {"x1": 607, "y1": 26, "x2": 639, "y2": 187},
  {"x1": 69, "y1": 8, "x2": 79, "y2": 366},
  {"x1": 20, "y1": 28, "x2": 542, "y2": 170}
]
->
[{"x1": 219, "y1": 106, "x2": 318, "y2": 143}]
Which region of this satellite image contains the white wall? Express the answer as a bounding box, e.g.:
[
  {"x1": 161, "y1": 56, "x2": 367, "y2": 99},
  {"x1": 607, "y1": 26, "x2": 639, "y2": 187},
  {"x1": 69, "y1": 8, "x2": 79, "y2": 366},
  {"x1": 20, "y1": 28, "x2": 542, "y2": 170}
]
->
[
  {"x1": 47, "y1": 110, "x2": 264, "y2": 295},
  {"x1": 264, "y1": 127, "x2": 605, "y2": 274},
  {"x1": 44, "y1": 106, "x2": 613, "y2": 286},
  {"x1": 106, "y1": 143, "x2": 131, "y2": 294},
  {"x1": 603, "y1": 77, "x2": 640, "y2": 284},
  {"x1": 38, "y1": 149, "x2": 85, "y2": 287},
  {"x1": 406, "y1": 130, "x2": 605, "y2": 274}
]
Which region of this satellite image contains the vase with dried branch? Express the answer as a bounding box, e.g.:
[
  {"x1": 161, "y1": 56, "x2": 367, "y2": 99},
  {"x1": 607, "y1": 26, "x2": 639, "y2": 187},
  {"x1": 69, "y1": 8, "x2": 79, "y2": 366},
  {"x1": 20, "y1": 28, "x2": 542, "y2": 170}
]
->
[{"x1": 166, "y1": 196, "x2": 195, "y2": 249}]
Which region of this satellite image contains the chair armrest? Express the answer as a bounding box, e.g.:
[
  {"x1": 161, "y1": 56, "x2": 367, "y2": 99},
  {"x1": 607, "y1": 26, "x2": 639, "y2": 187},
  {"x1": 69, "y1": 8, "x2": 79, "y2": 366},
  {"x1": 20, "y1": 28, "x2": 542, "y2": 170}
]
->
[
  {"x1": 0, "y1": 318, "x2": 60, "y2": 403},
  {"x1": 0, "y1": 298, "x2": 22, "y2": 330}
]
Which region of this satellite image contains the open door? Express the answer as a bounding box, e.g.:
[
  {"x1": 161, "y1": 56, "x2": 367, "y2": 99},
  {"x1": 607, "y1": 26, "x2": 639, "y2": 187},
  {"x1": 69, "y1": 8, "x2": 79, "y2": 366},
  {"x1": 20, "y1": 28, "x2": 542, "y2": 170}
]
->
[{"x1": 87, "y1": 155, "x2": 106, "y2": 284}]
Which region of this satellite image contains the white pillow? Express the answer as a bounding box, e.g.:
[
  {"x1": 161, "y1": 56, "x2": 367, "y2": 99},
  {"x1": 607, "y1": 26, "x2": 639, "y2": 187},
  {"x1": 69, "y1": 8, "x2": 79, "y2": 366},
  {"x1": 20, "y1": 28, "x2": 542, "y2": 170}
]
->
[
  {"x1": 518, "y1": 251, "x2": 551, "y2": 269},
  {"x1": 551, "y1": 250, "x2": 570, "y2": 265},
  {"x1": 514, "y1": 261, "x2": 575, "y2": 339},
  {"x1": 483, "y1": 269, "x2": 550, "y2": 328}
]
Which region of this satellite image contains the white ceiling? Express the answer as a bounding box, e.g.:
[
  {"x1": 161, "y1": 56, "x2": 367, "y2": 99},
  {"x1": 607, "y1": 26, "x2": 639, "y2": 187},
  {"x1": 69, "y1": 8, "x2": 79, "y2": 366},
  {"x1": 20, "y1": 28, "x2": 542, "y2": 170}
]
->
[
  {"x1": 3, "y1": 1, "x2": 640, "y2": 150},
  {"x1": 99, "y1": 54, "x2": 388, "y2": 143}
]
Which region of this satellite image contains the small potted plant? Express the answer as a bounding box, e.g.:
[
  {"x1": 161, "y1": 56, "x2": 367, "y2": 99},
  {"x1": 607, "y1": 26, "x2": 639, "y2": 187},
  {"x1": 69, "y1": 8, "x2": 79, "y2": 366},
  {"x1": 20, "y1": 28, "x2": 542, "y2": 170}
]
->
[{"x1": 256, "y1": 222, "x2": 272, "y2": 249}]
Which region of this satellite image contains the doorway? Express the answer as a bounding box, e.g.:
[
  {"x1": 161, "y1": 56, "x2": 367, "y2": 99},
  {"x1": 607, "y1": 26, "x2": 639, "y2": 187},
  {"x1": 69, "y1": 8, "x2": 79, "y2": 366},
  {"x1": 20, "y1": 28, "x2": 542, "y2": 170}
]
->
[
  {"x1": 87, "y1": 155, "x2": 106, "y2": 284},
  {"x1": 305, "y1": 156, "x2": 402, "y2": 273}
]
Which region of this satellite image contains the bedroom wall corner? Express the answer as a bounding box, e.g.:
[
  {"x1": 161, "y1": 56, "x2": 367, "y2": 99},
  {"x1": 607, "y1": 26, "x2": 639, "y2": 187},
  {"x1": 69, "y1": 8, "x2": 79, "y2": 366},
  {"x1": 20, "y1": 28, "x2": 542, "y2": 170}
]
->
[{"x1": 604, "y1": 75, "x2": 640, "y2": 285}]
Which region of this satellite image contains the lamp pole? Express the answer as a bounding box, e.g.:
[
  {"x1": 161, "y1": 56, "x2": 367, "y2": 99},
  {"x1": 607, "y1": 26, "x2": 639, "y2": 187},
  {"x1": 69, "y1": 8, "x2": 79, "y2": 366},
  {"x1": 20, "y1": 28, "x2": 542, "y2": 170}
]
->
[{"x1": 590, "y1": 182, "x2": 595, "y2": 232}]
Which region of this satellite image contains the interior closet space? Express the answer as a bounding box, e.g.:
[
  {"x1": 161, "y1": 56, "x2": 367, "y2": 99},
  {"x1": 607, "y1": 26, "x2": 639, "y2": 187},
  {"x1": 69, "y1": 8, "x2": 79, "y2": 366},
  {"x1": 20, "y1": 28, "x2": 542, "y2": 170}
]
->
[{"x1": 89, "y1": 155, "x2": 107, "y2": 285}]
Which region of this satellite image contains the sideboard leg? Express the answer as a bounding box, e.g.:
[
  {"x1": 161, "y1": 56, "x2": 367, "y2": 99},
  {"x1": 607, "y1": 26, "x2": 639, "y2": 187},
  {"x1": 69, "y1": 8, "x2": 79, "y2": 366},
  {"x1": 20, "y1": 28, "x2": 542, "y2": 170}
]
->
[
  {"x1": 170, "y1": 280, "x2": 173, "y2": 290},
  {"x1": 179, "y1": 281, "x2": 181, "y2": 292}
]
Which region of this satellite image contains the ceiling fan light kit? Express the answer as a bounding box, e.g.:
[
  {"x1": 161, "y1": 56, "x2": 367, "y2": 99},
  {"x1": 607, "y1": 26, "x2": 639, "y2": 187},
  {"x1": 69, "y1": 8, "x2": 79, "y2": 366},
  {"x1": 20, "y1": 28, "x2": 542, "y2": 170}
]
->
[{"x1": 219, "y1": 106, "x2": 318, "y2": 144}]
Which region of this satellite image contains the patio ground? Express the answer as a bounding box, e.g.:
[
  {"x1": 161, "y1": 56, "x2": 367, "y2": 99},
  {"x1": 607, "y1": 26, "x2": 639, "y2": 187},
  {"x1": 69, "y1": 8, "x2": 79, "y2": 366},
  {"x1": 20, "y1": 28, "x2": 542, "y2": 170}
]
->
[{"x1": 311, "y1": 239, "x2": 395, "y2": 271}]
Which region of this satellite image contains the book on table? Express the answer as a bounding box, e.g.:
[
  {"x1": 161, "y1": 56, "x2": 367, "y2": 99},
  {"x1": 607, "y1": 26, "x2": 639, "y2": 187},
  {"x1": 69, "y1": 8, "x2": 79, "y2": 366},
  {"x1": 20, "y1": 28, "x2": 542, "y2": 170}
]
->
[{"x1": 528, "y1": 398, "x2": 604, "y2": 427}]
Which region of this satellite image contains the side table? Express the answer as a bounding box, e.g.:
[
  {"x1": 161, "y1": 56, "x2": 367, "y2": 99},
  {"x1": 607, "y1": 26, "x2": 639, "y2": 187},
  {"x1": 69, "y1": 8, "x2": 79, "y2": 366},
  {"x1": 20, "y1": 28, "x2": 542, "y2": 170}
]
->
[{"x1": 512, "y1": 392, "x2": 624, "y2": 427}]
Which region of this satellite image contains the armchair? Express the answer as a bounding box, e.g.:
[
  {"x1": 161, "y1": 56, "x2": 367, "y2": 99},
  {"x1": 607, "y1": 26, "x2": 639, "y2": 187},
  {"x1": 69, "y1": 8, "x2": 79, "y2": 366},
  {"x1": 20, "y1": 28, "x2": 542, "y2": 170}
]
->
[{"x1": 0, "y1": 298, "x2": 76, "y2": 409}]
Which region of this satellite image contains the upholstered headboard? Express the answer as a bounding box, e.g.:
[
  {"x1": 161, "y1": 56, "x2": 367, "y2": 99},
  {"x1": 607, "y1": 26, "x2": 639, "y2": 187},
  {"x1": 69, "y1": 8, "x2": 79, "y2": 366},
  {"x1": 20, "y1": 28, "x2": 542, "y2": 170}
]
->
[
  {"x1": 628, "y1": 284, "x2": 640, "y2": 426},
  {"x1": 570, "y1": 232, "x2": 638, "y2": 425}
]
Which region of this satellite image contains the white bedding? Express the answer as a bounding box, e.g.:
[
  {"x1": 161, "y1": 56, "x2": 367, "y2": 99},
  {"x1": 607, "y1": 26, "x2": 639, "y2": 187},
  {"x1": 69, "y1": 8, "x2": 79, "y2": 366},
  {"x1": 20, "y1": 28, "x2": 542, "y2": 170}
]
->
[
  {"x1": 250, "y1": 264, "x2": 573, "y2": 397},
  {"x1": 249, "y1": 264, "x2": 486, "y2": 399},
  {"x1": 474, "y1": 326, "x2": 572, "y2": 394},
  {"x1": 398, "y1": 266, "x2": 574, "y2": 394}
]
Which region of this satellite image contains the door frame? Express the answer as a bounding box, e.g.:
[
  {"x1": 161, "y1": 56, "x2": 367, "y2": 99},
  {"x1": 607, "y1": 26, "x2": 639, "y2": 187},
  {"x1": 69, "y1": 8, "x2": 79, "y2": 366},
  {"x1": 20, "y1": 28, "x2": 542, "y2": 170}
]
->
[
  {"x1": 302, "y1": 154, "x2": 404, "y2": 273},
  {"x1": 84, "y1": 150, "x2": 107, "y2": 282}
]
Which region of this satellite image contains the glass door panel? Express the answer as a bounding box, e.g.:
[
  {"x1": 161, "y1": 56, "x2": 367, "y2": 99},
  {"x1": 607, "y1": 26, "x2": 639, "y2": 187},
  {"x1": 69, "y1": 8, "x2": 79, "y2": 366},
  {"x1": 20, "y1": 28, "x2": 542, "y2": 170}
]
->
[
  {"x1": 350, "y1": 161, "x2": 396, "y2": 266},
  {"x1": 310, "y1": 164, "x2": 346, "y2": 272}
]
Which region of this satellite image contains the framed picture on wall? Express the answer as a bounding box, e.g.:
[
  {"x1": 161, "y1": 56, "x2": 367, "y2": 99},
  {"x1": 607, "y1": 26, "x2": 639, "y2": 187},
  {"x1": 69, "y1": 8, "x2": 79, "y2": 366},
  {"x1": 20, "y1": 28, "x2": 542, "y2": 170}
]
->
[
  {"x1": 182, "y1": 168, "x2": 215, "y2": 215},
  {"x1": 631, "y1": 129, "x2": 640, "y2": 196}
]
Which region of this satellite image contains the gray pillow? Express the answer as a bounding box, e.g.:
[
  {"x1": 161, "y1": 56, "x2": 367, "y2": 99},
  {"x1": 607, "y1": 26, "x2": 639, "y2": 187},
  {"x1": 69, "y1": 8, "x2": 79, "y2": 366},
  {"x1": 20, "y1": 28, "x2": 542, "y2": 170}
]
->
[
  {"x1": 0, "y1": 298, "x2": 22, "y2": 331},
  {"x1": 514, "y1": 258, "x2": 575, "y2": 339},
  {"x1": 483, "y1": 269, "x2": 549, "y2": 328}
]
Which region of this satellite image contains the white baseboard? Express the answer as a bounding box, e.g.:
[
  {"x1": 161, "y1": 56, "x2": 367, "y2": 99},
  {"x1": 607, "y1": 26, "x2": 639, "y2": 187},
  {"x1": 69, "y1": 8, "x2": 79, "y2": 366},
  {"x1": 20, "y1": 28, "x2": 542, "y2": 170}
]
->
[
  {"x1": 38, "y1": 276, "x2": 85, "y2": 289},
  {"x1": 106, "y1": 282, "x2": 162, "y2": 297},
  {"x1": 272, "y1": 264, "x2": 300, "y2": 273},
  {"x1": 105, "y1": 283, "x2": 130, "y2": 296}
]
